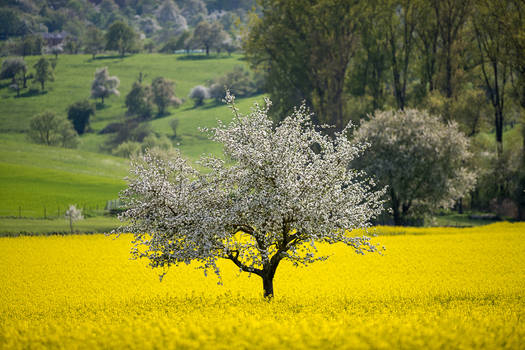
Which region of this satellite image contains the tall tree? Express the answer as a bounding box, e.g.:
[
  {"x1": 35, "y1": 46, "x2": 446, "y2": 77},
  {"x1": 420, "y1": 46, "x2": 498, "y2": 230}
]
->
[
  {"x1": 33, "y1": 57, "x2": 55, "y2": 91},
  {"x1": 125, "y1": 81, "x2": 153, "y2": 119},
  {"x1": 245, "y1": 0, "x2": 362, "y2": 131},
  {"x1": 192, "y1": 21, "x2": 225, "y2": 56},
  {"x1": 84, "y1": 26, "x2": 105, "y2": 59},
  {"x1": 151, "y1": 77, "x2": 179, "y2": 116},
  {"x1": 67, "y1": 100, "x2": 96, "y2": 134},
  {"x1": 472, "y1": 0, "x2": 512, "y2": 156},
  {"x1": 105, "y1": 21, "x2": 136, "y2": 58},
  {"x1": 414, "y1": 0, "x2": 439, "y2": 92},
  {"x1": 382, "y1": 0, "x2": 419, "y2": 110},
  {"x1": 91, "y1": 67, "x2": 120, "y2": 104},
  {"x1": 432, "y1": 0, "x2": 472, "y2": 99}
]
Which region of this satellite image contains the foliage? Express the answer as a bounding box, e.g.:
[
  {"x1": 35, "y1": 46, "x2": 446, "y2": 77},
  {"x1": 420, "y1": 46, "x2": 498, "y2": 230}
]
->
[
  {"x1": 0, "y1": 57, "x2": 27, "y2": 83},
  {"x1": 90, "y1": 67, "x2": 120, "y2": 104},
  {"x1": 151, "y1": 77, "x2": 181, "y2": 116},
  {"x1": 189, "y1": 85, "x2": 209, "y2": 106},
  {"x1": 28, "y1": 111, "x2": 78, "y2": 148},
  {"x1": 33, "y1": 57, "x2": 55, "y2": 90},
  {"x1": 125, "y1": 81, "x2": 154, "y2": 119},
  {"x1": 0, "y1": 8, "x2": 27, "y2": 40},
  {"x1": 118, "y1": 94, "x2": 385, "y2": 297},
  {"x1": 208, "y1": 65, "x2": 262, "y2": 101},
  {"x1": 192, "y1": 20, "x2": 226, "y2": 55},
  {"x1": 105, "y1": 21, "x2": 136, "y2": 57},
  {"x1": 353, "y1": 109, "x2": 476, "y2": 225},
  {"x1": 67, "y1": 100, "x2": 96, "y2": 135},
  {"x1": 244, "y1": 0, "x2": 362, "y2": 130},
  {"x1": 1, "y1": 223, "x2": 524, "y2": 347},
  {"x1": 105, "y1": 121, "x2": 152, "y2": 150},
  {"x1": 84, "y1": 26, "x2": 105, "y2": 59}
]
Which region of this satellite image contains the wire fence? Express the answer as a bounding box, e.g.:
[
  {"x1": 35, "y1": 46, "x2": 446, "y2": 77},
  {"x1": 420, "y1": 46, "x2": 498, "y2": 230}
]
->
[{"x1": 0, "y1": 200, "x2": 125, "y2": 219}]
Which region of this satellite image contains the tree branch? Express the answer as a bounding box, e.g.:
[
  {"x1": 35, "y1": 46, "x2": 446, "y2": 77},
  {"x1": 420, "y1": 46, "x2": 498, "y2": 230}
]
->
[{"x1": 227, "y1": 251, "x2": 263, "y2": 277}]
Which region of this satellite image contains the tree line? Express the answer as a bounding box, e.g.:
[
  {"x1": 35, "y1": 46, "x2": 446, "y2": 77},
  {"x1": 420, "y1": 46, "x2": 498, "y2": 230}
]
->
[{"x1": 244, "y1": 0, "x2": 525, "y2": 220}]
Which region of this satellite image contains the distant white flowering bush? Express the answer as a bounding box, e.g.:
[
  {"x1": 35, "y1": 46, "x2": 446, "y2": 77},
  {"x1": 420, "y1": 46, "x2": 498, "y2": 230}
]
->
[
  {"x1": 118, "y1": 92, "x2": 385, "y2": 298},
  {"x1": 65, "y1": 205, "x2": 83, "y2": 234},
  {"x1": 189, "y1": 85, "x2": 209, "y2": 106},
  {"x1": 353, "y1": 109, "x2": 476, "y2": 225}
]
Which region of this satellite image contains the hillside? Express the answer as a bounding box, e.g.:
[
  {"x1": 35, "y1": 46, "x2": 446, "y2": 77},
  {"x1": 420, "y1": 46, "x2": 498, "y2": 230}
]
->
[{"x1": 0, "y1": 53, "x2": 263, "y2": 222}]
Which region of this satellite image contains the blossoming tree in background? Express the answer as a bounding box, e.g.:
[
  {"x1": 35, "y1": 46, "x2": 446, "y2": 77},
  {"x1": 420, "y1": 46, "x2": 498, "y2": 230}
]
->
[
  {"x1": 65, "y1": 205, "x2": 83, "y2": 234},
  {"x1": 117, "y1": 93, "x2": 385, "y2": 298}
]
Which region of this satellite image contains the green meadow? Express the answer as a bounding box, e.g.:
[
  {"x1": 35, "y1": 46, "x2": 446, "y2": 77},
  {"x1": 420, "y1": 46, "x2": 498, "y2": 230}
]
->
[{"x1": 0, "y1": 53, "x2": 262, "y2": 232}]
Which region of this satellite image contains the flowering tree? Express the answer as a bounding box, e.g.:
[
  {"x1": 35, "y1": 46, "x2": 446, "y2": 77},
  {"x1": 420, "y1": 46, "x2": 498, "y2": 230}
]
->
[
  {"x1": 118, "y1": 93, "x2": 385, "y2": 298},
  {"x1": 65, "y1": 205, "x2": 83, "y2": 234},
  {"x1": 353, "y1": 109, "x2": 476, "y2": 225},
  {"x1": 91, "y1": 67, "x2": 120, "y2": 105}
]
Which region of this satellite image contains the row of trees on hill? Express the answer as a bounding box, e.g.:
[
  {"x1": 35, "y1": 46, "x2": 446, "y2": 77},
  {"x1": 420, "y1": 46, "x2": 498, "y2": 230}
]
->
[{"x1": 245, "y1": 0, "x2": 525, "y2": 219}]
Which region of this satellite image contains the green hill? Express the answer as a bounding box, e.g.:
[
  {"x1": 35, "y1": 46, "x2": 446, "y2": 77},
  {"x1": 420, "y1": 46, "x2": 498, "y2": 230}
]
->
[{"x1": 0, "y1": 53, "x2": 264, "y2": 223}]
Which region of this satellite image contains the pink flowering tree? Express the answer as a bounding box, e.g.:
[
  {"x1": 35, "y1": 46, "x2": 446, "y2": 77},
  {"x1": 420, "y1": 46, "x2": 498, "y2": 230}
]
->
[{"x1": 117, "y1": 92, "x2": 385, "y2": 298}]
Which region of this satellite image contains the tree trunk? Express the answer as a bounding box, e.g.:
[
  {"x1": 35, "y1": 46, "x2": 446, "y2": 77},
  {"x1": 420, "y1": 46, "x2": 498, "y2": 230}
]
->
[
  {"x1": 206, "y1": 46, "x2": 209, "y2": 56},
  {"x1": 390, "y1": 188, "x2": 403, "y2": 225},
  {"x1": 41, "y1": 81, "x2": 44, "y2": 91},
  {"x1": 262, "y1": 275, "x2": 274, "y2": 299}
]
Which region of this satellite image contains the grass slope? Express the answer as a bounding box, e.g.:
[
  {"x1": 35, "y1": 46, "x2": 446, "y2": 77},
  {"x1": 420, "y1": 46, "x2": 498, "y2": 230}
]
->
[
  {"x1": 0, "y1": 139, "x2": 128, "y2": 217},
  {"x1": 0, "y1": 53, "x2": 249, "y2": 135},
  {"x1": 0, "y1": 53, "x2": 263, "y2": 223}
]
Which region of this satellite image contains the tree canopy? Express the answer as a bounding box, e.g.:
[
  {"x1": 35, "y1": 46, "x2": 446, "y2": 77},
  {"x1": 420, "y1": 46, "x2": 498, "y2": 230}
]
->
[
  {"x1": 91, "y1": 67, "x2": 120, "y2": 104},
  {"x1": 105, "y1": 21, "x2": 136, "y2": 57}
]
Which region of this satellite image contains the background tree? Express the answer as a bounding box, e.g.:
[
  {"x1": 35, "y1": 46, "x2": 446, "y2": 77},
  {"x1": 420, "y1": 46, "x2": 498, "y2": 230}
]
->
[
  {"x1": 151, "y1": 77, "x2": 180, "y2": 116},
  {"x1": 105, "y1": 21, "x2": 136, "y2": 58},
  {"x1": 125, "y1": 81, "x2": 153, "y2": 119},
  {"x1": 117, "y1": 93, "x2": 385, "y2": 298},
  {"x1": 33, "y1": 57, "x2": 55, "y2": 91},
  {"x1": 90, "y1": 67, "x2": 120, "y2": 105},
  {"x1": 28, "y1": 111, "x2": 78, "y2": 148},
  {"x1": 432, "y1": 0, "x2": 472, "y2": 100},
  {"x1": 155, "y1": 0, "x2": 180, "y2": 24},
  {"x1": 353, "y1": 109, "x2": 476, "y2": 225},
  {"x1": 67, "y1": 100, "x2": 96, "y2": 134},
  {"x1": 0, "y1": 57, "x2": 27, "y2": 85},
  {"x1": 21, "y1": 35, "x2": 44, "y2": 57},
  {"x1": 189, "y1": 85, "x2": 209, "y2": 106},
  {"x1": 244, "y1": 0, "x2": 362, "y2": 131},
  {"x1": 84, "y1": 26, "x2": 105, "y2": 59},
  {"x1": 0, "y1": 9, "x2": 26, "y2": 40},
  {"x1": 65, "y1": 205, "x2": 83, "y2": 234},
  {"x1": 472, "y1": 0, "x2": 511, "y2": 158},
  {"x1": 382, "y1": 0, "x2": 419, "y2": 110},
  {"x1": 192, "y1": 20, "x2": 224, "y2": 55}
]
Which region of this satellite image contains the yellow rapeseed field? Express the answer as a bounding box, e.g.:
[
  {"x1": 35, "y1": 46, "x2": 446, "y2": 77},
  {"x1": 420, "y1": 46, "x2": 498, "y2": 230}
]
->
[{"x1": 0, "y1": 222, "x2": 524, "y2": 349}]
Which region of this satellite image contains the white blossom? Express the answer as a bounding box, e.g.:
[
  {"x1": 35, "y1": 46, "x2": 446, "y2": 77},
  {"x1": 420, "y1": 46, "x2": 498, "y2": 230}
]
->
[{"x1": 116, "y1": 92, "x2": 385, "y2": 297}]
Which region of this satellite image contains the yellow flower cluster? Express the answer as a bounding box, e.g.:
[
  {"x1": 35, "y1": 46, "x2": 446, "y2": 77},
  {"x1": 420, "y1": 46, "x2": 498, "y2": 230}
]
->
[{"x1": 1, "y1": 222, "x2": 524, "y2": 349}]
